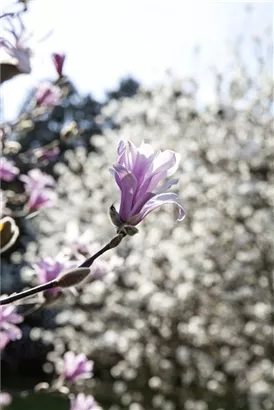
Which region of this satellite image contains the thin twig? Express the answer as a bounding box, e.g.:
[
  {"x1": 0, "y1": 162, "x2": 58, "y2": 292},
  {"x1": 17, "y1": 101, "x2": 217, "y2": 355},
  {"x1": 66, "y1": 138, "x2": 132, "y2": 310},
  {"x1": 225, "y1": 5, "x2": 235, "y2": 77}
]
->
[
  {"x1": 0, "y1": 232, "x2": 125, "y2": 306},
  {"x1": 0, "y1": 280, "x2": 57, "y2": 305}
]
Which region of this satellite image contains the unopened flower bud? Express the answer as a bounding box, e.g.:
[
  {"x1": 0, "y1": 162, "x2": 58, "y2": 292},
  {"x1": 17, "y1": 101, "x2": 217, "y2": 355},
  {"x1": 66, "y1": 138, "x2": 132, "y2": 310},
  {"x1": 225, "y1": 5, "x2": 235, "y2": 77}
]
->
[{"x1": 56, "y1": 267, "x2": 91, "y2": 288}]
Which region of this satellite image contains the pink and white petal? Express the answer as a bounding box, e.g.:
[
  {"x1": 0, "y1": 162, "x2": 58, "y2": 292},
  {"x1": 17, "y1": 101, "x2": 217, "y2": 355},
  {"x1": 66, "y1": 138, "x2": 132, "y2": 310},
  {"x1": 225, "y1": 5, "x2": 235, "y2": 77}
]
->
[
  {"x1": 112, "y1": 163, "x2": 131, "y2": 190},
  {"x1": 140, "y1": 151, "x2": 179, "y2": 193},
  {"x1": 138, "y1": 141, "x2": 155, "y2": 158},
  {"x1": 152, "y1": 150, "x2": 178, "y2": 175},
  {"x1": 119, "y1": 173, "x2": 137, "y2": 222},
  {"x1": 127, "y1": 141, "x2": 138, "y2": 170},
  {"x1": 155, "y1": 178, "x2": 179, "y2": 194},
  {"x1": 132, "y1": 152, "x2": 155, "y2": 190},
  {"x1": 129, "y1": 191, "x2": 155, "y2": 217},
  {"x1": 129, "y1": 193, "x2": 185, "y2": 225},
  {"x1": 64, "y1": 351, "x2": 77, "y2": 375},
  {"x1": 0, "y1": 332, "x2": 10, "y2": 349},
  {"x1": 117, "y1": 140, "x2": 126, "y2": 155},
  {"x1": 7, "y1": 312, "x2": 23, "y2": 324},
  {"x1": 2, "y1": 323, "x2": 22, "y2": 341}
]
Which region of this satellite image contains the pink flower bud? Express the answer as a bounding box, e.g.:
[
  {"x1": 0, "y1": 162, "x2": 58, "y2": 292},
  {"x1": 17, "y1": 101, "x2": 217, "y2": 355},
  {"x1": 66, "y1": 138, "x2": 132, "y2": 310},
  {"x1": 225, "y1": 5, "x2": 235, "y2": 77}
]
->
[
  {"x1": 111, "y1": 140, "x2": 185, "y2": 226},
  {"x1": 52, "y1": 53, "x2": 66, "y2": 78}
]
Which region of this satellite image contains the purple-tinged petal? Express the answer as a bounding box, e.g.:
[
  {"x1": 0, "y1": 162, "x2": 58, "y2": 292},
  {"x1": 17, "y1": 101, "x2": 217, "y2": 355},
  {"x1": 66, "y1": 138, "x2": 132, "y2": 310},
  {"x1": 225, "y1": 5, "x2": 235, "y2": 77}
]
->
[
  {"x1": 52, "y1": 53, "x2": 66, "y2": 77},
  {"x1": 129, "y1": 191, "x2": 155, "y2": 217},
  {"x1": 117, "y1": 140, "x2": 126, "y2": 156},
  {"x1": 0, "y1": 158, "x2": 19, "y2": 181},
  {"x1": 155, "y1": 178, "x2": 179, "y2": 194},
  {"x1": 20, "y1": 169, "x2": 55, "y2": 191},
  {"x1": 152, "y1": 150, "x2": 179, "y2": 175},
  {"x1": 128, "y1": 192, "x2": 185, "y2": 225},
  {"x1": 70, "y1": 393, "x2": 99, "y2": 410},
  {"x1": 1, "y1": 322, "x2": 22, "y2": 341},
  {"x1": 119, "y1": 173, "x2": 137, "y2": 222},
  {"x1": 35, "y1": 82, "x2": 61, "y2": 106},
  {"x1": 61, "y1": 351, "x2": 93, "y2": 382},
  {"x1": 0, "y1": 332, "x2": 10, "y2": 350},
  {"x1": 26, "y1": 190, "x2": 55, "y2": 211}
]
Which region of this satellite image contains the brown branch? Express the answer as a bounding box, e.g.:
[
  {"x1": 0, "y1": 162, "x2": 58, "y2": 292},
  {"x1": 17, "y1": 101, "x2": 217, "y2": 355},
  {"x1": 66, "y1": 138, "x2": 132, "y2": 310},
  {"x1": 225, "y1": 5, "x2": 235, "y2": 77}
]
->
[{"x1": 0, "y1": 233, "x2": 126, "y2": 306}]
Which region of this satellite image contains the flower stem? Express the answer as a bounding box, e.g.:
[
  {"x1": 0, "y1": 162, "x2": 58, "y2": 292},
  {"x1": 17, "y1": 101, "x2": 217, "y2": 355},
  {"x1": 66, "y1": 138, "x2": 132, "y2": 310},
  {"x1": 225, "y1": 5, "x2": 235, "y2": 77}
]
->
[
  {"x1": 78, "y1": 233, "x2": 125, "y2": 268},
  {"x1": 0, "y1": 280, "x2": 58, "y2": 305},
  {"x1": 0, "y1": 233, "x2": 126, "y2": 306}
]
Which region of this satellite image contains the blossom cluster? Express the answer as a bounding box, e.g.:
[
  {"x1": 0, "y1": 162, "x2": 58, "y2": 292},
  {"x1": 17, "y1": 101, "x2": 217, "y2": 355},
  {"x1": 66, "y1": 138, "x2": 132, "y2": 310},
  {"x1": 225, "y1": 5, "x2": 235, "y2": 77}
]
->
[{"x1": 27, "y1": 66, "x2": 272, "y2": 410}]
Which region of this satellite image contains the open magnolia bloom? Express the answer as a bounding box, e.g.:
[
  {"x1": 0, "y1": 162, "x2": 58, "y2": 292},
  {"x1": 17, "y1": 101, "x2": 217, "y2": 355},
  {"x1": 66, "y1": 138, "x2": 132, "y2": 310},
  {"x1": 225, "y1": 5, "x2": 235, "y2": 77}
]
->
[
  {"x1": 20, "y1": 169, "x2": 55, "y2": 191},
  {"x1": 111, "y1": 140, "x2": 185, "y2": 227},
  {"x1": 59, "y1": 351, "x2": 94, "y2": 382}
]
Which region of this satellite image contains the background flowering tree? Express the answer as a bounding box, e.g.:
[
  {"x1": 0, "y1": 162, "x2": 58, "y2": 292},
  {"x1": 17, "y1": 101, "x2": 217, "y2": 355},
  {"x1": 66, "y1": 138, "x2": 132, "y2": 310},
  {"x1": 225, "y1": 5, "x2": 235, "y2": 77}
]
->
[{"x1": 1, "y1": 2, "x2": 274, "y2": 410}]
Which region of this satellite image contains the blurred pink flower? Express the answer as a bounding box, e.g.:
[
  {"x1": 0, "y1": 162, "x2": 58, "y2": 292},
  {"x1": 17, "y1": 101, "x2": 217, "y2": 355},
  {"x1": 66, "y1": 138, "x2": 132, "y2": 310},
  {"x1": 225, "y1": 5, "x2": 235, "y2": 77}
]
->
[
  {"x1": 90, "y1": 259, "x2": 108, "y2": 280},
  {"x1": 35, "y1": 82, "x2": 61, "y2": 106},
  {"x1": 35, "y1": 145, "x2": 60, "y2": 161},
  {"x1": 61, "y1": 351, "x2": 93, "y2": 382},
  {"x1": 52, "y1": 53, "x2": 66, "y2": 77},
  {"x1": 20, "y1": 169, "x2": 55, "y2": 191},
  {"x1": 33, "y1": 257, "x2": 69, "y2": 295},
  {"x1": 111, "y1": 140, "x2": 185, "y2": 226},
  {"x1": 0, "y1": 392, "x2": 12, "y2": 408},
  {"x1": 70, "y1": 393, "x2": 99, "y2": 410},
  {"x1": 0, "y1": 157, "x2": 19, "y2": 182},
  {"x1": 26, "y1": 189, "x2": 56, "y2": 212},
  {"x1": 20, "y1": 169, "x2": 56, "y2": 212},
  {"x1": 0, "y1": 303, "x2": 23, "y2": 350},
  {"x1": 0, "y1": 14, "x2": 32, "y2": 74}
]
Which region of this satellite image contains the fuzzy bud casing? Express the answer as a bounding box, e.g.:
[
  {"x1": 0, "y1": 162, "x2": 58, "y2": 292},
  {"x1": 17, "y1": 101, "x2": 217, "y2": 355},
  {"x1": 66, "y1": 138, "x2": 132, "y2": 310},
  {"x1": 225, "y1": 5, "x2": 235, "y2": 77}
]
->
[{"x1": 56, "y1": 267, "x2": 90, "y2": 288}]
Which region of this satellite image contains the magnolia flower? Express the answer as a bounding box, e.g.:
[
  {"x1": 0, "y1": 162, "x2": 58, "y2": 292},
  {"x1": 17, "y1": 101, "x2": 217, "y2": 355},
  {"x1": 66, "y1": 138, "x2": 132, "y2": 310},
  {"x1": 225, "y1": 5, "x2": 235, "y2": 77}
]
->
[
  {"x1": 52, "y1": 53, "x2": 66, "y2": 78},
  {"x1": 33, "y1": 256, "x2": 71, "y2": 295},
  {"x1": 35, "y1": 145, "x2": 60, "y2": 161},
  {"x1": 35, "y1": 82, "x2": 61, "y2": 106},
  {"x1": 111, "y1": 140, "x2": 185, "y2": 226},
  {"x1": 0, "y1": 303, "x2": 23, "y2": 350},
  {"x1": 20, "y1": 170, "x2": 56, "y2": 212},
  {"x1": 0, "y1": 158, "x2": 19, "y2": 181},
  {"x1": 0, "y1": 13, "x2": 31, "y2": 74},
  {"x1": 26, "y1": 189, "x2": 56, "y2": 212},
  {"x1": 20, "y1": 169, "x2": 55, "y2": 191},
  {"x1": 70, "y1": 393, "x2": 99, "y2": 410},
  {"x1": 60, "y1": 351, "x2": 94, "y2": 382}
]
